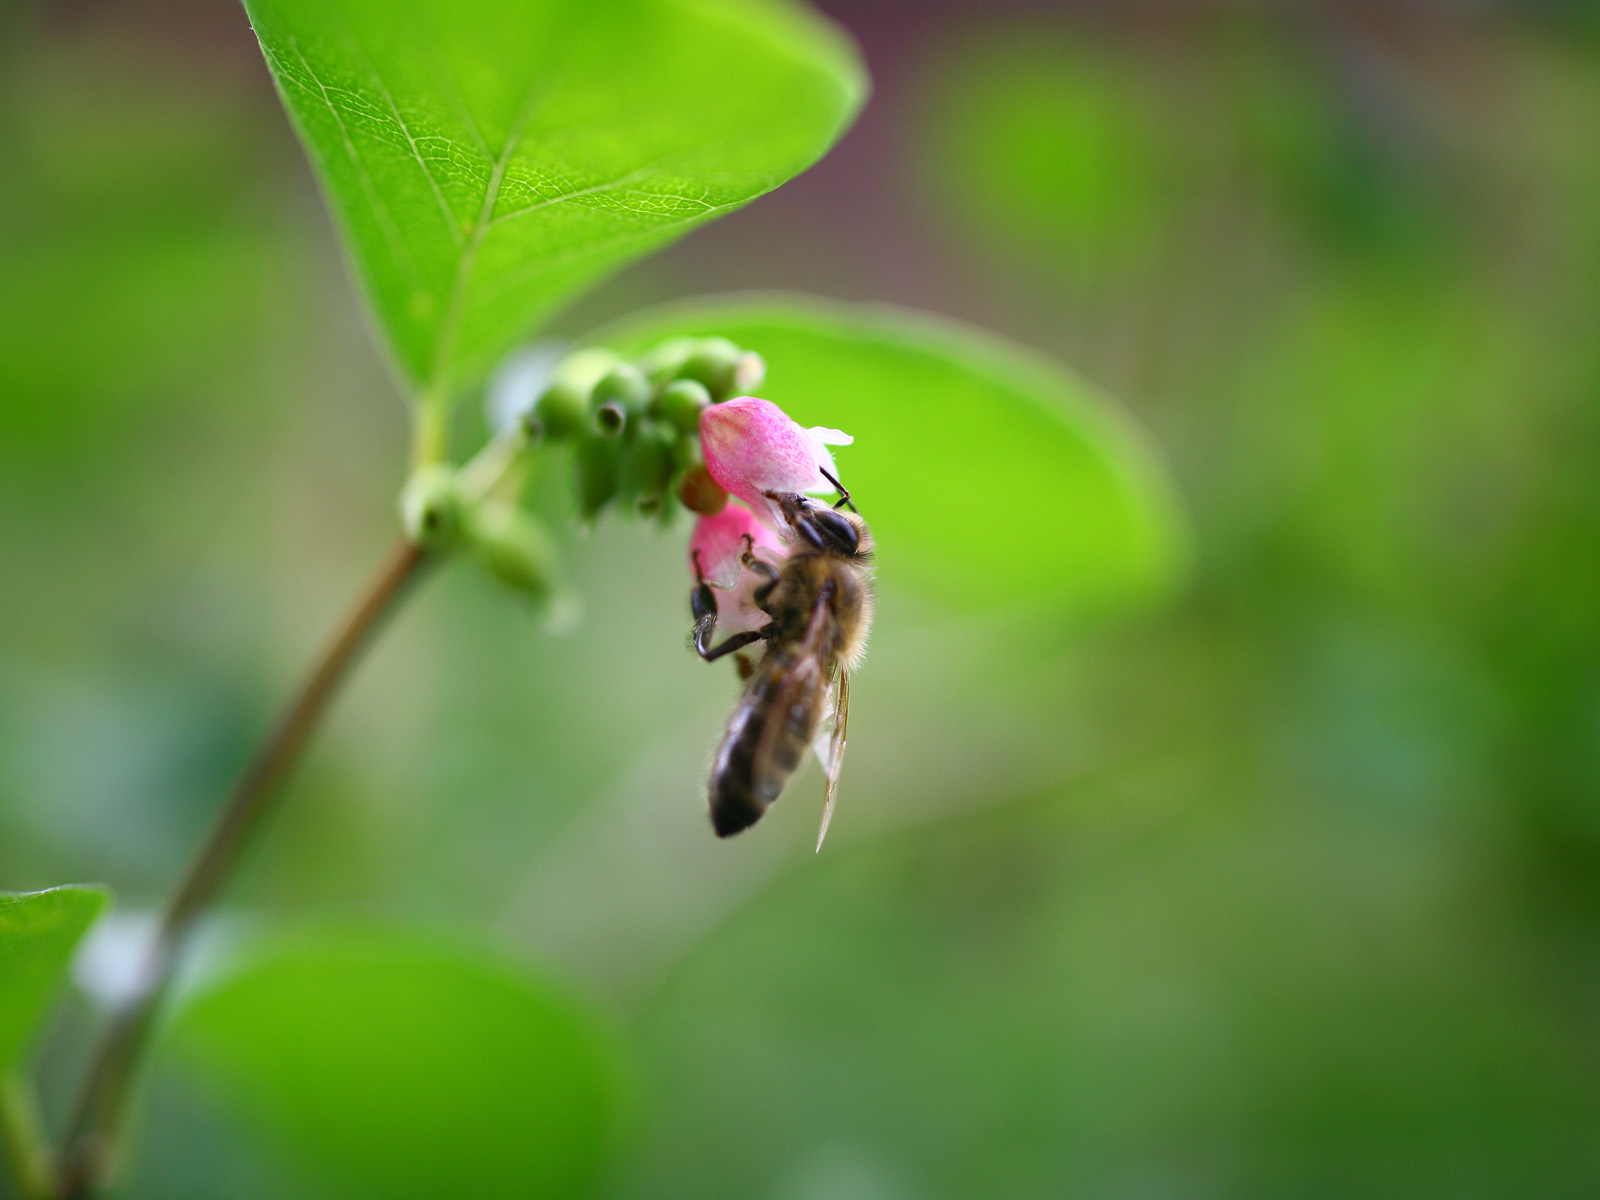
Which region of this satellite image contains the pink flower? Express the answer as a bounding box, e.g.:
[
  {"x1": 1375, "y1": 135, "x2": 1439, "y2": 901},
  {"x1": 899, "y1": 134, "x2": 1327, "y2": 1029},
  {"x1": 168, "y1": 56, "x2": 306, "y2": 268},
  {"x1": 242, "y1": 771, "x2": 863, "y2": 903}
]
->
[
  {"x1": 699, "y1": 397, "x2": 852, "y2": 528},
  {"x1": 689, "y1": 502, "x2": 786, "y2": 634}
]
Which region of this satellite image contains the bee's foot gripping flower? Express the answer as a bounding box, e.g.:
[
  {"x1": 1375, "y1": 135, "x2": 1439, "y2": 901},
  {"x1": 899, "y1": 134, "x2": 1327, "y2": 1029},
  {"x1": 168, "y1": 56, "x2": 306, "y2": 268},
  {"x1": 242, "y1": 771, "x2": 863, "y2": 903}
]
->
[
  {"x1": 699, "y1": 397, "x2": 852, "y2": 528},
  {"x1": 689, "y1": 502, "x2": 786, "y2": 634}
]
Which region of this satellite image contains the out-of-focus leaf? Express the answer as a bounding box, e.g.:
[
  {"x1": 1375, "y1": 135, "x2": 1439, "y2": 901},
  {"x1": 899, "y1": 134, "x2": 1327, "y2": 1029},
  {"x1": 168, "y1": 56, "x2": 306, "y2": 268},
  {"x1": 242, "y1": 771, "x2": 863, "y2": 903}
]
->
[
  {"x1": 631, "y1": 787, "x2": 1600, "y2": 1200},
  {"x1": 0, "y1": 885, "x2": 108, "y2": 1070},
  {"x1": 242, "y1": 0, "x2": 864, "y2": 398},
  {"x1": 599, "y1": 294, "x2": 1185, "y2": 613},
  {"x1": 0, "y1": 32, "x2": 279, "y2": 457},
  {"x1": 919, "y1": 32, "x2": 1179, "y2": 275},
  {"x1": 171, "y1": 929, "x2": 625, "y2": 1200}
]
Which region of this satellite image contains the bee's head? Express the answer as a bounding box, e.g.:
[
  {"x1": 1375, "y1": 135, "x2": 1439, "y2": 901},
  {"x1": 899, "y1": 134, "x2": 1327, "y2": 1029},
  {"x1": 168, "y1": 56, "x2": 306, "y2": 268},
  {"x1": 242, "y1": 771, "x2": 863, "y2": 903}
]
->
[{"x1": 768, "y1": 492, "x2": 871, "y2": 558}]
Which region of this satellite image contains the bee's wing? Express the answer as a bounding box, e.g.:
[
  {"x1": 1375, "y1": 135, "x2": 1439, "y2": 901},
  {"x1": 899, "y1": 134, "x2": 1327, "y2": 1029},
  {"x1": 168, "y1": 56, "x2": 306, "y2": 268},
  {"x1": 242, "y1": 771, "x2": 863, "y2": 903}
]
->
[
  {"x1": 814, "y1": 668, "x2": 849, "y2": 852},
  {"x1": 749, "y1": 592, "x2": 831, "y2": 811}
]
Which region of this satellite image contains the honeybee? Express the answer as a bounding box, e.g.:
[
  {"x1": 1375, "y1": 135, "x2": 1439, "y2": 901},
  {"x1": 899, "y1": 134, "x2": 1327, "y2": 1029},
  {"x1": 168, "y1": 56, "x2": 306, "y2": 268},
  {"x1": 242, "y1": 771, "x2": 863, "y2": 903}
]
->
[{"x1": 690, "y1": 480, "x2": 873, "y2": 846}]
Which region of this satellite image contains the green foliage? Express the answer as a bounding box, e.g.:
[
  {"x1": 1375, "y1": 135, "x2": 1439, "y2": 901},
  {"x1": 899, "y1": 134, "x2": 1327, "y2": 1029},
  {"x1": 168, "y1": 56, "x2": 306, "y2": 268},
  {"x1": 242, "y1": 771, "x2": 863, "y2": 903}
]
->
[
  {"x1": 0, "y1": 886, "x2": 107, "y2": 1071},
  {"x1": 600, "y1": 295, "x2": 1186, "y2": 613},
  {"x1": 634, "y1": 790, "x2": 1600, "y2": 1199},
  {"x1": 171, "y1": 929, "x2": 625, "y2": 1200},
  {"x1": 0, "y1": 32, "x2": 279, "y2": 465},
  {"x1": 242, "y1": 0, "x2": 864, "y2": 400},
  {"x1": 920, "y1": 32, "x2": 1179, "y2": 275}
]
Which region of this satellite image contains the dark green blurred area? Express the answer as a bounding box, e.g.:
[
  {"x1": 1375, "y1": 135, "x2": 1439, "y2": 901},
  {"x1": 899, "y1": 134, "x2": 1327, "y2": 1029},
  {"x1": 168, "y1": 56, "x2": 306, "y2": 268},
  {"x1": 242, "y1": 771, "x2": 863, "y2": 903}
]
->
[{"x1": 4, "y1": 2, "x2": 1600, "y2": 1197}]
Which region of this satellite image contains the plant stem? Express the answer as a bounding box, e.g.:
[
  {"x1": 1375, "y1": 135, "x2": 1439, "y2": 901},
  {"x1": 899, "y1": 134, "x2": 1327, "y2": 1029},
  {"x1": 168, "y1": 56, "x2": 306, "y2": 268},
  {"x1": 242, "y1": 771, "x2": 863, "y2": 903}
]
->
[
  {"x1": 2, "y1": 1074, "x2": 56, "y2": 1200},
  {"x1": 54, "y1": 537, "x2": 430, "y2": 1199},
  {"x1": 412, "y1": 399, "x2": 450, "y2": 469}
]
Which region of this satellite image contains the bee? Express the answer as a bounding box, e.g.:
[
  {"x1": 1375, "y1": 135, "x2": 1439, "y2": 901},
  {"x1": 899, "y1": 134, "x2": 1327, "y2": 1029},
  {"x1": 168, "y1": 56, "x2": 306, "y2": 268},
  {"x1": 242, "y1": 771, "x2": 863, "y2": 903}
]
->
[{"x1": 690, "y1": 478, "x2": 872, "y2": 846}]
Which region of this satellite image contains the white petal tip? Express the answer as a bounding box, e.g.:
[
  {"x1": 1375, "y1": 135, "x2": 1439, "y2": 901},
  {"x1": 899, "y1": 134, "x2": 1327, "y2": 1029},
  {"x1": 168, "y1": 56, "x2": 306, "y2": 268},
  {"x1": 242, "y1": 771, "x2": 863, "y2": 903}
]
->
[{"x1": 809, "y1": 426, "x2": 853, "y2": 446}]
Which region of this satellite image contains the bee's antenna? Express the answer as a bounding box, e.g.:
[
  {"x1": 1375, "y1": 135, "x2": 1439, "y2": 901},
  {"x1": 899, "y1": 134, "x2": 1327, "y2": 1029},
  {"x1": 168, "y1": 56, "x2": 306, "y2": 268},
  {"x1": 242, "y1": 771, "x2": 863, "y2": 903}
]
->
[{"x1": 819, "y1": 467, "x2": 857, "y2": 513}]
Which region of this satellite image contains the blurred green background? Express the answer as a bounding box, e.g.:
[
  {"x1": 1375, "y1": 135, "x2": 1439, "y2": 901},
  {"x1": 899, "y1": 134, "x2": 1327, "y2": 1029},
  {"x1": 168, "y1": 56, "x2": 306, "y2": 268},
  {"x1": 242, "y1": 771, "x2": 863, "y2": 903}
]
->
[{"x1": 5, "y1": 0, "x2": 1600, "y2": 1196}]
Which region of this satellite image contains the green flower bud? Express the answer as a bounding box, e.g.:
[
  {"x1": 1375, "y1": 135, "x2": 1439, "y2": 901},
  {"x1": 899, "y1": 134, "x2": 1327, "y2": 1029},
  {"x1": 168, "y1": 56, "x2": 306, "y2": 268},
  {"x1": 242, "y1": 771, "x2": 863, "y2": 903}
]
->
[
  {"x1": 592, "y1": 400, "x2": 627, "y2": 437},
  {"x1": 574, "y1": 435, "x2": 619, "y2": 518},
  {"x1": 671, "y1": 428, "x2": 704, "y2": 472},
  {"x1": 532, "y1": 380, "x2": 588, "y2": 440},
  {"x1": 591, "y1": 364, "x2": 648, "y2": 437},
  {"x1": 658, "y1": 378, "x2": 712, "y2": 434},
  {"x1": 679, "y1": 337, "x2": 744, "y2": 401},
  {"x1": 734, "y1": 351, "x2": 766, "y2": 393},
  {"x1": 552, "y1": 347, "x2": 620, "y2": 394},
  {"x1": 399, "y1": 464, "x2": 462, "y2": 549},
  {"x1": 621, "y1": 426, "x2": 676, "y2": 511},
  {"x1": 636, "y1": 336, "x2": 697, "y2": 383},
  {"x1": 592, "y1": 363, "x2": 650, "y2": 412},
  {"x1": 678, "y1": 464, "x2": 728, "y2": 516},
  {"x1": 464, "y1": 499, "x2": 559, "y2": 603}
]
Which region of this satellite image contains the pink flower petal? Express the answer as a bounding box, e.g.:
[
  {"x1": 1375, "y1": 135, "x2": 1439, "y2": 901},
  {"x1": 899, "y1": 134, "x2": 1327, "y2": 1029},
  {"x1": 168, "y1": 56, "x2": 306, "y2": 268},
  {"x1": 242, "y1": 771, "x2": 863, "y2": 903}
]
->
[
  {"x1": 700, "y1": 397, "x2": 850, "y2": 526},
  {"x1": 688, "y1": 503, "x2": 784, "y2": 590},
  {"x1": 713, "y1": 574, "x2": 774, "y2": 635}
]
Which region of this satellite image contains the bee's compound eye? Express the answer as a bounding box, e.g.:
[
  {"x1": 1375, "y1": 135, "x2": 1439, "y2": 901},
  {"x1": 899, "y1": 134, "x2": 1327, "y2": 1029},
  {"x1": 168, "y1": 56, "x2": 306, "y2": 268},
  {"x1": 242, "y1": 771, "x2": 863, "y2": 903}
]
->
[{"x1": 811, "y1": 509, "x2": 860, "y2": 555}]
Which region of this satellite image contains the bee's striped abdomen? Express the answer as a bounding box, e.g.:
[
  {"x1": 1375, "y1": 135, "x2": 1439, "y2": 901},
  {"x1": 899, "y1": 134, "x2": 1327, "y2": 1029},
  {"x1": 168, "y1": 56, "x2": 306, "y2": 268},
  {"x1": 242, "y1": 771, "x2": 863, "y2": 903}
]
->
[{"x1": 708, "y1": 654, "x2": 816, "y2": 837}]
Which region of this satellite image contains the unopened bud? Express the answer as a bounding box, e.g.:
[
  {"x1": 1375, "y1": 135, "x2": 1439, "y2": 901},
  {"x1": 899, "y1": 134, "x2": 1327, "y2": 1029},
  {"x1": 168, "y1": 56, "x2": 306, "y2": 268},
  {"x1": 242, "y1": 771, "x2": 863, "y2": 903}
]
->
[
  {"x1": 678, "y1": 464, "x2": 728, "y2": 516},
  {"x1": 680, "y1": 337, "x2": 744, "y2": 401},
  {"x1": 591, "y1": 364, "x2": 647, "y2": 438},
  {"x1": 592, "y1": 400, "x2": 627, "y2": 437},
  {"x1": 574, "y1": 436, "x2": 619, "y2": 518},
  {"x1": 465, "y1": 499, "x2": 559, "y2": 602},
  {"x1": 671, "y1": 429, "x2": 704, "y2": 472},
  {"x1": 592, "y1": 364, "x2": 649, "y2": 412},
  {"x1": 636, "y1": 336, "x2": 697, "y2": 383},
  {"x1": 699, "y1": 396, "x2": 853, "y2": 524},
  {"x1": 533, "y1": 380, "x2": 588, "y2": 440},
  {"x1": 621, "y1": 426, "x2": 675, "y2": 510},
  {"x1": 399, "y1": 464, "x2": 462, "y2": 549},
  {"x1": 658, "y1": 378, "x2": 712, "y2": 434},
  {"x1": 552, "y1": 347, "x2": 620, "y2": 394},
  {"x1": 734, "y1": 351, "x2": 766, "y2": 393}
]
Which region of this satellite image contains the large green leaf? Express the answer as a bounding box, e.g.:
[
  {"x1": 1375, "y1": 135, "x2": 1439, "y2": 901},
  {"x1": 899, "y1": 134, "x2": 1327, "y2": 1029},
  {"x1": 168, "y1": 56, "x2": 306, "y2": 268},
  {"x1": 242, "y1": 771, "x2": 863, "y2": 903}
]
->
[
  {"x1": 0, "y1": 886, "x2": 108, "y2": 1071},
  {"x1": 598, "y1": 295, "x2": 1186, "y2": 613},
  {"x1": 243, "y1": 0, "x2": 864, "y2": 398},
  {"x1": 171, "y1": 929, "x2": 625, "y2": 1200}
]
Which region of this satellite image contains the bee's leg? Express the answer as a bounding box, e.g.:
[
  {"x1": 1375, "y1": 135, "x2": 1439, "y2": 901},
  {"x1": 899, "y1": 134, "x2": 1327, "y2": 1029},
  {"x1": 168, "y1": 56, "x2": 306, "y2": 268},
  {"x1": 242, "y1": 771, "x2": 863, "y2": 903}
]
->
[
  {"x1": 690, "y1": 552, "x2": 723, "y2": 656},
  {"x1": 690, "y1": 577, "x2": 721, "y2": 657},
  {"x1": 697, "y1": 625, "x2": 773, "y2": 662},
  {"x1": 819, "y1": 466, "x2": 857, "y2": 513},
  {"x1": 733, "y1": 532, "x2": 782, "y2": 610},
  {"x1": 691, "y1": 554, "x2": 775, "y2": 661},
  {"x1": 742, "y1": 555, "x2": 782, "y2": 610}
]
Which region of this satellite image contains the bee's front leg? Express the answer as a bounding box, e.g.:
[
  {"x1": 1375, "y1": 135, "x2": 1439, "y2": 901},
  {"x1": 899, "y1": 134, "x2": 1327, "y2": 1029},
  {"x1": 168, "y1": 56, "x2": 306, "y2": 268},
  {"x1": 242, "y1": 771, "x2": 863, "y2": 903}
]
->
[
  {"x1": 738, "y1": 534, "x2": 782, "y2": 610},
  {"x1": 691, "y1": 550, "x2": 773, "y2": 662}
]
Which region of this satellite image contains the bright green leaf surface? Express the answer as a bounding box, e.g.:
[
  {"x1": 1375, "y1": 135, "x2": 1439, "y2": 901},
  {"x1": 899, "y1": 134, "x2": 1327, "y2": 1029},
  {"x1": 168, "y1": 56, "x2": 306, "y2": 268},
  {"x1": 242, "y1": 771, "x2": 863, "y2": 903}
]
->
[
  {"x1": 0, "y1": 886, "x2": 108, "y2": 1071},
  {"x1": 243, "y1": 0, "x2": 864, "y2": 397},
  {"x1": 600, "y1": 295, "x2": 1186, "y2": 612},
  {"x1": 172, "y1": 929, "x2": 625, "y2": 1200}
]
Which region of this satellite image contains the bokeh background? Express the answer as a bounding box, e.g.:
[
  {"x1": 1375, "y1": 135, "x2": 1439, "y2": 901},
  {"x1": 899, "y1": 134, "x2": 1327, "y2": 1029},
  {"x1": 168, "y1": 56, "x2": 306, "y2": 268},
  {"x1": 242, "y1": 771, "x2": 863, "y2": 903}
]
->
[{"x1": 5, "y1": 0, "x2": 1600, "y2": 1196}]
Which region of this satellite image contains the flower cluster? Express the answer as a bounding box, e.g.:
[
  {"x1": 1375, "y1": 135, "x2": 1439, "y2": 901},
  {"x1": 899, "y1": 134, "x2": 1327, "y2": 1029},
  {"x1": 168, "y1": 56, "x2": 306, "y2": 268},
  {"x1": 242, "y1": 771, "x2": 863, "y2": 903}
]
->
[
  {"x1": 521, "y1": 337, "x2": 770, "y2": 523},
  {"x1": 523, "y1": 336, "x2": 849, "y2": 601},
  {"x1": 690, "y1": 395, "x2": 853, "y2": 627},
  {"x1": 403, "y1": 335, "x2": 849, "y2": 622}
]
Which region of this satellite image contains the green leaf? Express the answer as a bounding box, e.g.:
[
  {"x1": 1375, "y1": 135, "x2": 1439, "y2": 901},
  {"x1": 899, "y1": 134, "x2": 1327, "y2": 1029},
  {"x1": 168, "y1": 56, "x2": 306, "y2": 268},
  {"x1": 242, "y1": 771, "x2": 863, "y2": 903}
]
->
[
  {"x1": 598, "y1": 294, "x2": 1187, "y2": 613},
  {"x1": 921, "y1": 31, "x2": 1180, "y2": 275},
  {"x1": 243, "y1": 0, "x2": 864, "y2": 399},
  {"x1": 171, "y1": 929, "x2": 626, "y2": 1200},
  {"x1": 0, "y1": 886, "x2": 109, "y2": 1071}
]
